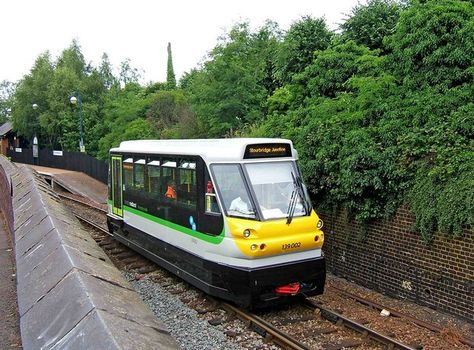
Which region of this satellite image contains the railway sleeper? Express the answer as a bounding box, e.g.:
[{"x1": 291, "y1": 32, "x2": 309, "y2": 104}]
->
[
  {"x1": 321, "y1": 339, "x2": 363, "y2": 350},
  {"x1": 134, "y1": 265, "x2": 158, "y2": 274},
  {"x1": 126, "y1": 261, "x2": 149, "y2": 270},
  {"x1": 277, "y1": 315, "x2": 314, "y2": 326}
]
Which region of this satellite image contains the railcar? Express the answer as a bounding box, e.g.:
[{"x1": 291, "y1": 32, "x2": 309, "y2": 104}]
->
[{"x1": 107, "y1": 138, "x2": 326, "y2": 308}]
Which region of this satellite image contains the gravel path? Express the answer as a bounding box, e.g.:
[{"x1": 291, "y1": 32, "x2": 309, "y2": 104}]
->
[{"x1": 0, "y1": 222, "x2": 21, "y2": 349}]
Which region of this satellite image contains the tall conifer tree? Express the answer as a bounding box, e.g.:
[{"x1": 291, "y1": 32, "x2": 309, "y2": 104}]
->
[{"x1": 166, "y1": 42, "x2": 177, "y2": 89}]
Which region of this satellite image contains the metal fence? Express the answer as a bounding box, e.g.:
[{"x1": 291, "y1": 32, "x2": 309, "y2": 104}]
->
[{"x1": 7, "y1": 148, "x2": 108, "y2": 184}]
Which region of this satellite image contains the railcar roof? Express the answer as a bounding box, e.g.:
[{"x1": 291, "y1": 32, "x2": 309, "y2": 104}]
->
[{"x1": 110, "y1": 138, "x2": 297, "y2": 162}]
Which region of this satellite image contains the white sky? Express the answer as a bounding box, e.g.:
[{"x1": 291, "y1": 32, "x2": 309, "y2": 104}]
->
[{"x1": 0, "y1": 0, "x2": 361, "y2": 84}]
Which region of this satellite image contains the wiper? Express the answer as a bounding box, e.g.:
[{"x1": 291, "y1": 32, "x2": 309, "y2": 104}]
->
[
  {"x1": 286, "y1": 172, "x2": 300, "y2": 225},
  {"x1": 286, "y1": 172, "x2": 309, "y2": 225},
  {"x1": 286, "y1": 186, "x2": 297, "y2": 225},
  {"x1": 293, "y1": 171, "x2": 310, "y2": 214}
]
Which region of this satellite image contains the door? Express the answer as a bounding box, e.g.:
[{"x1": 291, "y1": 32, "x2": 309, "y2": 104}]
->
[{"x1": 111, "y1": 155, "x2": 123, "y2": 217}]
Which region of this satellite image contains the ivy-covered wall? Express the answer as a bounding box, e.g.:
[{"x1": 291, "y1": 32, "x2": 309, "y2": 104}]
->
[{"x1": 321, "y1": 207, "x2": 473, "y2": 321}]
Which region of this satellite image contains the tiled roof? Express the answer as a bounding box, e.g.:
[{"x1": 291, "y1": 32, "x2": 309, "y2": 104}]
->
[{"x1": 0, "y1": 122, "x2": 13, "y2": 136}]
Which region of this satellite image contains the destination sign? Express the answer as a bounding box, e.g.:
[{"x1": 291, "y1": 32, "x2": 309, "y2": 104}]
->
[{"x1": 243, "y1": 143, "x2": 292, "y2": 159}]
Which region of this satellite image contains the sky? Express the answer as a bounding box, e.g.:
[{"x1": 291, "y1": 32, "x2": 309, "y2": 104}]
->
[{"x1": 0, "y1": 0, "x2": 361, "y2": 84}]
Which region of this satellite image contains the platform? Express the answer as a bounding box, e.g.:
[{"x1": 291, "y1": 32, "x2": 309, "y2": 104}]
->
[{"x1": 27, "y1": 165, "x2": 107, "y2": 204}]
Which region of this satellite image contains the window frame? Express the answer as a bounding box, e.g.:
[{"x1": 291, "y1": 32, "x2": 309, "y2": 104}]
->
[{"x1": 210, "y1": 163, "x2": 259, "y2": 220}]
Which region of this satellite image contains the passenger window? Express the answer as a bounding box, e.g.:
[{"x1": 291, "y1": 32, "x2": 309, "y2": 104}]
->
[
  {"x1": 178, "y1": 160, "x2": 197, "y2": 208},
  {"x1": 147, "y1": 159, "x2": 161, "y2": 197},
  {"x1": 204, "y1": 170, "x2": 220, "y2": 214},
  {"x1": 123, "y1": 158, "x2": 133, "y2": 191},
  {"x1": 134, "y1": 159, "x2": 145, "y2": 190},
  {"x1": 162, "y1": 160, "x2": 177, "y2": 200}
]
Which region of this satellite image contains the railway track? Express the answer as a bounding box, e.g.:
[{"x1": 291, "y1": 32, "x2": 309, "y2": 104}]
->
[
  {"x1": 303, "y1": 300, "x2": 417, "y2": 350},
  {"x1": 221, "y1": 301, "x2": 419, "y2": 350},
  {"x1": 71, "y1": 211, "x2": 418, "y2": 349},
  {"x1": 57, "y1": 192, "x2": 107, "y2": 213},
  {"x1": 73, "y1": 212, "x2": 110, "y2": 235},
  {"x1": 58, "y1": 192, "x2": 473, "y2": 350},
  {"x1": 221, "y1": 302, "x2": 310, "y2": 350},
  {"x1": 327, "y1": 286, "x2": 474, "y2": 348}
]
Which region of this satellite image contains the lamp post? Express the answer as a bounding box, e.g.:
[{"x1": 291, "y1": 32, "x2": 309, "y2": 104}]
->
[
  {"x1": 32, "y1": 103, "x2": 39, "y2": 164},
  {"x1": 69, "y1": 93, "x2": 85, "y2": 153}
]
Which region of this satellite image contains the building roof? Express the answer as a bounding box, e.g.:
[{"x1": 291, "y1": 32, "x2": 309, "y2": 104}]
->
[
  {"x1": 0, "y1": 122, "x2": 13, "y2": 137},
  {"x1": 110, "y1": 138, "x2": 298, "y2": 163}
]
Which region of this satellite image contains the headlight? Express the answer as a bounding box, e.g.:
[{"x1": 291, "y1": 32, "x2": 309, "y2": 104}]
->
[
  {"x1": 250, "y1": 244, "x2": 258, "y2": 251},
  {"x1": 243, "y1": 229, "x2": 251, "y2": 238},
  {"x1": 316, "y1": 219, "x2": 324, "y2": 229}
]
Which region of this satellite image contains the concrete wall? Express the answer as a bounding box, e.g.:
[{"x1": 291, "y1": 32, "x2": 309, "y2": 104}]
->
[
  {"x1": 321, "y1": 207, "x2": 473, "y2": 321},
  {"x1": 0, "y1": 157, "x2": 179, "y2": 349}
]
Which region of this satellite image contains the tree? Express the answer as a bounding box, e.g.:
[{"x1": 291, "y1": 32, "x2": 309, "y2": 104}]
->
[
  {"x1": 276, "y1": 16, "x2": 332, "y2": 84},
  {"x1": 57, "y1": 39, "x2": 88, "y2": 77},
  {"x1": 146, "y1": 90, "x2": 192, "y2": 132},
  {"x1": 387, "y1": 0, "x2": 474, "y2": 89},
  {"x1": 341, "y1": 0, "x2": 403, "y2": 51},
  {"x1": 0, "y1": 80, "x2": 15, "y2": 123},
  {"x1": 304, "y1": 41, "x2": 382, "y2": 98},
  {"x1": 166, "y1": 43, "x2": 177, "y2": 89},
  {"x1": 119, "y1": 58, "x2": 141, "y2": 86},
  {"x1": 39, "y1": 66, "x2": 80, "y2": 149},
  {"x1": 185, "y1": 22, "x2": 281, "y2": 137},
  {"x1": 99, "y1": 53, "x2": 117, "y2": 89},
  {"x1": 96, "y1": 83, "x2": 157, "y2": 158},
  {"x1": 12, "y1": 52, "x2": 54, "y2": 143}
]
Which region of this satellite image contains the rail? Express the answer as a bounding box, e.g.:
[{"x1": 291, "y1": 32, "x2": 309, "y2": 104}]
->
[
  {"x1": 328, "y1": 286, "x2": 474, "y2": 348},
  {"x1": 303, "y1": 299, "x2": 418, "y2": 350},
  {"x1": 220, "y1": 302, "x2": 311, "y2": 350}
]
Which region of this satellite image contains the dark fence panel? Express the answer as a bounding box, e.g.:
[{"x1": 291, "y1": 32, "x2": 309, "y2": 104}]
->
[
  {"x1": 7, "y1": 148, "x2": 33, "y2": 165},
  {"x1": 7, "y1": 148, "x2": 108, "y2": 184}
]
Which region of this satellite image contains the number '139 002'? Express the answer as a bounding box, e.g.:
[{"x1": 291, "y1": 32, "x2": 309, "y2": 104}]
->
[{"x1": 282, "y1": 242, "x2": 301, "y2": 250}]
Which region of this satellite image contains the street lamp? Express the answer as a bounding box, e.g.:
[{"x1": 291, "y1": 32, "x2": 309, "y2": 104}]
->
[
  {"x1": 32, "y1": 103, "x2": 39, "y2": 164},
  {"x1": 69, "y1": 93, "x2": 85, "y2": 152}
]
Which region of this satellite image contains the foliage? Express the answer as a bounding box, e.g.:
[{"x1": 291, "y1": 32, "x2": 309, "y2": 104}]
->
[
  {"x1": 146, "y1": 90, "x2": 196, "y2": 138},
  {"x1": 119, "y1": 58, "x2": 141, "y2": 86},
  {"x1": 185, "y1": 22, "x2": 281, "y2": 137},
  {"x1": 7, "y1": 1, "x2": 473, "y2": 241},
  {"x1": 12, "y1": 52, "x2": 54, "y2": 142},
  {"x1": 0, "y1": 80, "x2": 15, "y2": 123},
  {"x1": 96, "y1": 83, "x2": 158, "y2": 159},
  {"x1": 276, "y1": 16, "x2": 333, "y2": 84},
  {"x1": 387, "y1": 0, "x2": 474, "y2": 89},
  {"x1": 252, "y1": 0, "x2": 473, "y2": 240},
  {"x1": 340, "y1": 0, "x2": 404, "y2": 51},
  {"x1": 304, "y1": 41, "x2": 383, "y2": 98},
  {"x1": 166, "y1": 43, "x2": 177, "y2": 89},
  {"x1": 99, "y1": 53, "x2": 117, "y2": 89}
]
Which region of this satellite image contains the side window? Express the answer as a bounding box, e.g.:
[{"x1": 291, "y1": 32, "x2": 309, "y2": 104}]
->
[
  {"x1": 178, "y1": 159, "x2": 197, "y2": 208},
  {"x1": 108, "y1": 158, "x2": 112, "y2": 199},
  {"x1": 162, "y1": 159, "x2": 177, "y2": 200},
  {"x1": 211, "y1": 164, "x2": 255, "y2": 219},
  {"x1": 147, "y1": 159, "x2": 161, "y2": 198},
  {"x1": 123, "y1": 158, "x2": 134, "y2": 191},
  {"x1": 205, "y1": 167, "x2": 220, "y2": 214},
  {"x1": 134, "y1": 158, "x2": 146, "y2": 191}
]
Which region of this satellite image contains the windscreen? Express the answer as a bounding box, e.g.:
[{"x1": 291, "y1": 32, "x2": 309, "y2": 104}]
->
[{"x1": 245, "y1": 161, "x2": 308, "y2": 220}]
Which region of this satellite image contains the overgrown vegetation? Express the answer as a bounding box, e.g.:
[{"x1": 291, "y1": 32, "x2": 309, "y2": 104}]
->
[{"x1": 3, "y1": 0, "x2": 473, "y2": 242}]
